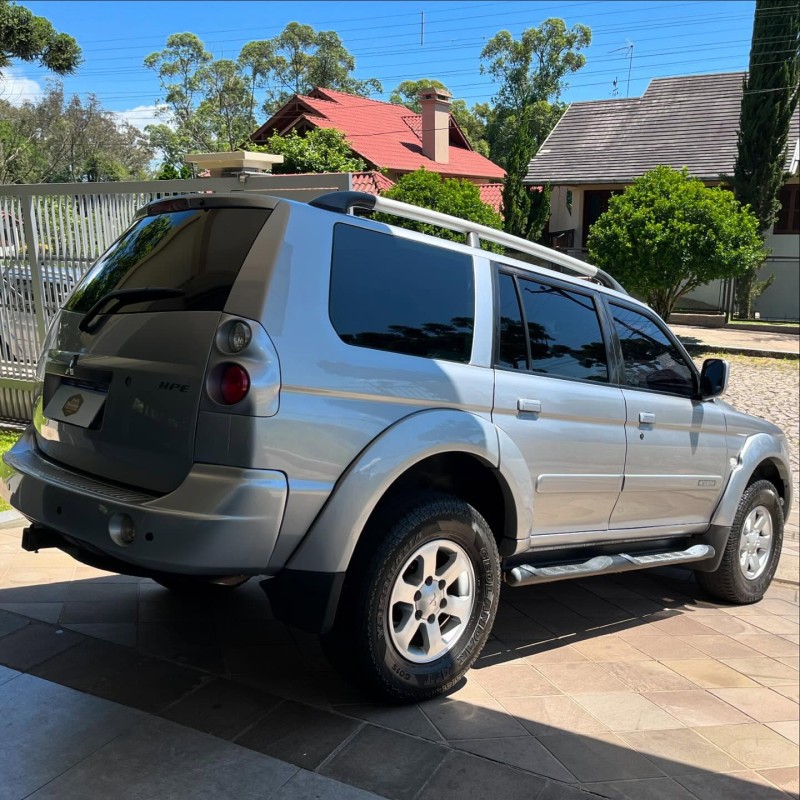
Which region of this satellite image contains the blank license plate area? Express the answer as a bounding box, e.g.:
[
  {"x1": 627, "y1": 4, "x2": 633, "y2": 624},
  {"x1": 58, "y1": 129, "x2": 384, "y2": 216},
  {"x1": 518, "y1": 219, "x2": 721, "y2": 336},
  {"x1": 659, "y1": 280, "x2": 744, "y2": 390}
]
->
[{"x1": 43, "y1": 382, "x2": 107, "y2": 428}]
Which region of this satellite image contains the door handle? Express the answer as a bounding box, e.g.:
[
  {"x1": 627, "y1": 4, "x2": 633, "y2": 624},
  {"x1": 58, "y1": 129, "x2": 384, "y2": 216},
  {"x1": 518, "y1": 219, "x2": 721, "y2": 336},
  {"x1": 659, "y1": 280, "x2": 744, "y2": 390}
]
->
[
  {"x1": 639, "y1": 411, "x2": 656, "y2": 425},
  {"x1": 517, "y1": 399, "x2": 542, "y2": 414}
]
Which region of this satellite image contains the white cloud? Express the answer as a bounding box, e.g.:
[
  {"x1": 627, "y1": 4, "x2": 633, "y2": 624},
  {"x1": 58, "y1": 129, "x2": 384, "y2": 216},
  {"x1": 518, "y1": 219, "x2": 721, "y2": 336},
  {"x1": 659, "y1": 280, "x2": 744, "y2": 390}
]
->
[
  {"x1": 0, "y1": 70, "x2": 43, "y2": 106},
  {"x1": 113, "y1": 104, "x2": 169, "y2": 132}
]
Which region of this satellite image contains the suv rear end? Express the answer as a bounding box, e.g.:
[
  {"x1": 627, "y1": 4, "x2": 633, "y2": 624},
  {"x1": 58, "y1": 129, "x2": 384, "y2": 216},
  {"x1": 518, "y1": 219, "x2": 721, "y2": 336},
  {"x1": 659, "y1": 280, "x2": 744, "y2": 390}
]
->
[{"x1": 3, "y1": 194, "x2": 289, "y2": 577}]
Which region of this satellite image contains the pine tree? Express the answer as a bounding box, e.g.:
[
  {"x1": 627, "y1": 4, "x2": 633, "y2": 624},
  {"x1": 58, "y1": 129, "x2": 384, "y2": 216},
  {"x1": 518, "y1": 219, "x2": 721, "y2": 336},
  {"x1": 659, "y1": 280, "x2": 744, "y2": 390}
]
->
[{"x1": 733, "y1": 0, "x2": 800, "y2": 317}]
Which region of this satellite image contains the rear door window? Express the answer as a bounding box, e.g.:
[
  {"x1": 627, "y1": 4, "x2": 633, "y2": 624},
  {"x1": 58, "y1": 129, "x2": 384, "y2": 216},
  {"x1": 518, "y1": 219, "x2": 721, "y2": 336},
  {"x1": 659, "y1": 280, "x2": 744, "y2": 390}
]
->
[
  {"x1": 329, "y1": 224, "x2": 475, "y2": 363},
  {"x1": 65, "y1": 208, "x2": 269, "y2": 314},
  {"x1": 499, "y1": 273, "x2": 608, "y2": 382}
]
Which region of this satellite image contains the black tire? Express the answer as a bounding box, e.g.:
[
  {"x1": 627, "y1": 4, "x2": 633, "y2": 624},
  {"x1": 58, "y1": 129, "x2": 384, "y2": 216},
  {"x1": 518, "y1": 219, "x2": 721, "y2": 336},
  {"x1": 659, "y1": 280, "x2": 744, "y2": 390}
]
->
[
  {"x1": 324, "y1": 492, "x2": 501, "y2": 703},
  {"x1": 154, "y1": 575, "x2": 249, "y2": 597},
  {"x1": 697, "y1": 480, "x2": 784, "y2": 604}
]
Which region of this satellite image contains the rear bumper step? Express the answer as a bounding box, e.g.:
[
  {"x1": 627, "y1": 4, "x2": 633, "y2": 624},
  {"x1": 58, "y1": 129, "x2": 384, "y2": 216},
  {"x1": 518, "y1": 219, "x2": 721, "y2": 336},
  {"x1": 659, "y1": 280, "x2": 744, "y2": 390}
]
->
[{"x1": 505, "y1": 544, "x2": 715, "y2": 587}]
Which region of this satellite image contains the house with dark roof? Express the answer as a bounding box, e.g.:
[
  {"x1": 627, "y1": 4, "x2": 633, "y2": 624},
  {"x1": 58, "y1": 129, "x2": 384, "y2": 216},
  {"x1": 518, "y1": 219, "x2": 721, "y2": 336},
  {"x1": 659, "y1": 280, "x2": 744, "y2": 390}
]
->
[
  {"x1": 250, "y1": 87, "x2": 505, "y2": 211},
  {"x1": 524, "y1": 72, "x2": 800, "y2": 320}
]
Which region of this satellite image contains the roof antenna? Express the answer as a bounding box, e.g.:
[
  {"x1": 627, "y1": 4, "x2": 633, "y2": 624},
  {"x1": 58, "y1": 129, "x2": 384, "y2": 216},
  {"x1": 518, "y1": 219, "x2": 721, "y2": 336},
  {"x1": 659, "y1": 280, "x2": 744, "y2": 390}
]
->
[{"x1": 609, "y1": 40, "x2": 634, "y2": 97}]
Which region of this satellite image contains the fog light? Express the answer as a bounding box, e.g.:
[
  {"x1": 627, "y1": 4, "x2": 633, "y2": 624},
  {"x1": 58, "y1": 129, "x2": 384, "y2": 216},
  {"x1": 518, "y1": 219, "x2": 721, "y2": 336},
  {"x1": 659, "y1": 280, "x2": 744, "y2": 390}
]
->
[
  {"x1": 228, "y1": 321, "x2": 251, "y2": 353},
  {"x1": 108, "y1": 513, "x2": 136, "y2": 546}
]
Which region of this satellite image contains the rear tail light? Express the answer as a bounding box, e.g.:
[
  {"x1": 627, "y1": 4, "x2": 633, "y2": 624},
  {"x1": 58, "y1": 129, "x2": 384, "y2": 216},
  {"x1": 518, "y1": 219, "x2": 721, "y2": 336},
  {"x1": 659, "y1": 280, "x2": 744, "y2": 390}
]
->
[{"x1": 219, "y1": 364, "x2": 250, "y2": 404}]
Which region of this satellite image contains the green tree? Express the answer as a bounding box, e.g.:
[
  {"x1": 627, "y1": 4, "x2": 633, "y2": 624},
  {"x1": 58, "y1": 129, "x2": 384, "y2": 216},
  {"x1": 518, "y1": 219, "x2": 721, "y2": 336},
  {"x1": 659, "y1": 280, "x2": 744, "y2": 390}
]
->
[
  {"x1": 0, "y1": 82, "x2": 152, "y2": 184},
  {"x1": 480, "y1": 19, "x2": 591, "y2": 237},
  {"x1": 376, "y1": 168, "x2": 503, "y2": 249},
  {"x1": 0, "y1": 0, "x2": 81, "y2": 76},
  {"x1": 144, "y1": 25, "x2": 382, "y2": 164},
  {"x1": 390, "y1": 78, "x2": 490, "y2": 156},
  {"x1": 587, "y1": 166, "x2": 764, "y2": 319},
  {"x1": 253, "y1": 127, "x2": 365, "y2": 174},
  {"x1": 732, "y1": 0, "x2": 800, "y2": 317}
]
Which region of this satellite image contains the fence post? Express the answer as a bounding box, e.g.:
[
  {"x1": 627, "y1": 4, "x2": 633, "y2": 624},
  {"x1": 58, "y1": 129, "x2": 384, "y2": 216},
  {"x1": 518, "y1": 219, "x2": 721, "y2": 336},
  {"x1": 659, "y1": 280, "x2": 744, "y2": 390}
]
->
[{"x1": 21, "y1": 196, "x2": 48, "y2": 344}]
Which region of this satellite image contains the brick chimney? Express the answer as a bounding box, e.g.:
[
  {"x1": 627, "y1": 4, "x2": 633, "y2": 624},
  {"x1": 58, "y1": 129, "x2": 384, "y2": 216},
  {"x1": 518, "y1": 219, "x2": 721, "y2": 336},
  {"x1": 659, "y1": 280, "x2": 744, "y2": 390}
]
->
[{"x1": 419, "y1": 88, "x2": 452, "y2": 164}]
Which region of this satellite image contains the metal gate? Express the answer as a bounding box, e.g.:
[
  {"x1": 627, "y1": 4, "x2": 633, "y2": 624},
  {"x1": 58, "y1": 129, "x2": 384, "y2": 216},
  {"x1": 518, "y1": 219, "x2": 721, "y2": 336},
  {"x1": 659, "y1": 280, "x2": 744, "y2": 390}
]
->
[{"x1": 0, "y1": 174, "x2": 350, "y2": 422}]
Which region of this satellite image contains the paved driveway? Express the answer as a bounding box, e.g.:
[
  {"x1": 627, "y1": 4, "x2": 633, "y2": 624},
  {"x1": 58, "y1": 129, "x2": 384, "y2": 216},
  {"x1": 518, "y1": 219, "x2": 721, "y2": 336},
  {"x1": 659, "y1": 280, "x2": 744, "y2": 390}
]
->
[{"x1": 0, "y1": 354, "x2": 797, "y2": 800}]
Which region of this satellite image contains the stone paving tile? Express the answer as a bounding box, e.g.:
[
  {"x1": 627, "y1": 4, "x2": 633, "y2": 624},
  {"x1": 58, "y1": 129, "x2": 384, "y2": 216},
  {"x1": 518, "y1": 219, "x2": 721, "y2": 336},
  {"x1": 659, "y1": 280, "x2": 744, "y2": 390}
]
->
[
  {"x1": 469, "y1": 661, "x2": 561, "y2": 698},
  {"x1": 61, "y1": 621, "x2": 137, "y2": 647},
  {"x1": 619, "y1": 728, "x2": 746, "y2": 775},
  {"x1": 453, "y1": 736, "x2": 577, "y2": 783},
  {"x1": 236, "y1": 699, "x2": 362, "y2": 771},
  {"x1": 26, "y1": 716, "x2": 297, "y2": 800},
  {"x1": 757, "y1": 767, "x2": 800, "y2": 798},
  {"x1": 746, "y1": 616, "x2": 800, "y2": 636},
  {"x1": 0, "y1": 663, "x2": 20, "y2": 685},
  {"x1": 0, "y1": 607, "x2": 31, "y2": 637},
  {"x1": 676, "y1": 770, "x2": 791, "y2": 800},
  {"x1": 766, "y1": 720, "x2": 800, "y2": 746},
  {"x1": 334, "y1": 702, "x2": 444, "y2": 742},
  {"x1": 734, "y1": 633, "x2": 800, "y2": 657},
  {"x1": 0, "y1": 601, "x2": 63, "y2": 623},
  {"x1": 697, "y1": 724, "x2": 800, "y2": 770},
  {"x1": 709, "y1": 687, "x2": 799, "y2": 723},
  {"x1": 414, "y1": 750, "x2": 549, "y2": 800},
  {"x1": 534, "y1": 661, "x2": 630, "y2": 694},
  {"x1": 419, "y1": 696, "x2": 529, "y2": 741},
  {"x1": 272, "y1": 770, "x2": 386, "y2": 800},
  {"x1": 570, "y1": 635, "x2": 649, "y2": 662},
  {"x1": 660, "y1": 659, "x2": 760, "y2": 689},
  {"x1": 159, "y1": 677, "x2": 282, "y2": 740},
  {"x1": 500, "y1": 694, "x2": 609, "y2": 737},
  {"x1": 538, "y1": 730, "x2": 664, "y2": 782},
  {"x1": 642, "y1": 690, "x2": 755, "y2": 728},
  {"x1": 0, "y1": 673, "x2": 144, "y2": 800},
  {"x1": 0, "y1": 621, "x2": 83, "y2": 670},
  {"x1": 676, "y1": 634, "x2": 763, "y2": 660},
  {"x1": 599, "y1": 661, "x2": 698, "y2": 692},
  {"x1": 585, "y1": 777, "x2": 697, "y2": 800},
  {"x1": 720, "y1": 657, "x2": 800, "y2": 687},
  {"x1": 615, "y1": 634, "x2": 707, "y2": 661},
  {"x1": 320, "y1": 724, "x2": 446, "y2": 800},
  {"x1": 572, "y1": 692, "x2": 684, "y2": 732},
  {"x1": 520, "y1": 642, "x2": 590, "y2": 665},
  {"x1": 774, "y1": 684, "x2": 800, "y2": 703}
]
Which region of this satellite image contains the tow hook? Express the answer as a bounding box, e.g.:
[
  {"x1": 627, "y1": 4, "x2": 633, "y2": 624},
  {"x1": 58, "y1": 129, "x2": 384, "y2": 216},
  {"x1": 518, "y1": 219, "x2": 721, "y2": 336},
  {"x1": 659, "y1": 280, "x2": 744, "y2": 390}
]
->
[{"x1": 21, "y1": 525, "x2": 62, "y2": 553}]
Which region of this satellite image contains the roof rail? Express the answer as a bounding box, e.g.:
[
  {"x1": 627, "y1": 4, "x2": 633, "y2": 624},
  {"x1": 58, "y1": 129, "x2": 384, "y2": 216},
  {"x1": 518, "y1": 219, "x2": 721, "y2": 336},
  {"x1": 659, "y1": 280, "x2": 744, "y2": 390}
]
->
[{"x1": 308, "y1": 191, "x2": 627, "y2": 295}]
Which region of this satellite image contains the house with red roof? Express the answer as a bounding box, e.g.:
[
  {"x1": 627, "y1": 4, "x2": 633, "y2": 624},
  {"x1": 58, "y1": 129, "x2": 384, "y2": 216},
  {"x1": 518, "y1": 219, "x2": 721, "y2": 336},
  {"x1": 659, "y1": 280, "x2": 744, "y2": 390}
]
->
[{"x1": 250, "y1": 87, "x2": 505, "y2": 211}]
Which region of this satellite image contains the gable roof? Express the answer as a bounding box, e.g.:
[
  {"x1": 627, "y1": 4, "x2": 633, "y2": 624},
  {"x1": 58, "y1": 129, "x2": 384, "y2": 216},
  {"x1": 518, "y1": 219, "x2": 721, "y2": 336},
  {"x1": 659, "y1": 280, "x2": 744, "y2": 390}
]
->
[
  {"x1": 525, "y1": 72, "x2": 800, "y2": 185},
  {"x1": 252, "y1": 87, "x2": 505, "y2": 181}
]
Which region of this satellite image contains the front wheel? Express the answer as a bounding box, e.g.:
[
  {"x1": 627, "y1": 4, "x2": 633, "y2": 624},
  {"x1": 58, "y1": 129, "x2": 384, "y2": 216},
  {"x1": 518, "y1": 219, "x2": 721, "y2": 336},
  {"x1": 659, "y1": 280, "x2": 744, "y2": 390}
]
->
[
  {"x1": 325, "y1": 493, "x2": 500, "y2": 703},
  {"x1": 697, "y1": 480, "x2": 784, "y2": 603}
]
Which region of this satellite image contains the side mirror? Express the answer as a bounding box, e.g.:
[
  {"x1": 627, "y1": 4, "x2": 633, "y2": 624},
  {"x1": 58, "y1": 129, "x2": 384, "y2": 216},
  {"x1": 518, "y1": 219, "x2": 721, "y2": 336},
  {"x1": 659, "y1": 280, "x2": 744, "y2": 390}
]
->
[{"x1": 700, "y1": 358, "x2": 729, "y2": 400}]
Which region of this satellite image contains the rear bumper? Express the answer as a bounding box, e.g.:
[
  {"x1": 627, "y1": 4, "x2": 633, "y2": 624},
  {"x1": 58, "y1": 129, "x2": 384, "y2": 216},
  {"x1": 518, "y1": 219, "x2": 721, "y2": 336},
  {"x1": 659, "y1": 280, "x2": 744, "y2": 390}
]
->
[{"x1": 1, "y1": 429, "x2": 288, "y2": 575}]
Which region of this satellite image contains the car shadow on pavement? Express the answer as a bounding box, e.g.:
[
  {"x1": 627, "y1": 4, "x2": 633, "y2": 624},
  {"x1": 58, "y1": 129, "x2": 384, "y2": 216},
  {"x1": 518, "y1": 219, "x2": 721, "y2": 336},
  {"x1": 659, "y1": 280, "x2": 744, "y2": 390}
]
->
[{"x1": 0, "y1": 559, "x2": 797, "y2": 800}]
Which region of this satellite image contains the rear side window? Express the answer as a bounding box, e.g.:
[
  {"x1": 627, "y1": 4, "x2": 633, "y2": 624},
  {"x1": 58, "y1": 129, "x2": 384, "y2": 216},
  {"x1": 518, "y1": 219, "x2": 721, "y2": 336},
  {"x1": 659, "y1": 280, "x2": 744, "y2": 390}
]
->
[
  {"x1": 65, "y1": 208, "x2": 269, "y2": 314},
  {"x1": 330, "y1": 224, "x2": 474, "y2": 363},
  {"x1": 610, "y1": 304, "x2": 696, "y2": 397},
  {"x1": 502, "y1": 274, "x2": 608, "y2": 382}
]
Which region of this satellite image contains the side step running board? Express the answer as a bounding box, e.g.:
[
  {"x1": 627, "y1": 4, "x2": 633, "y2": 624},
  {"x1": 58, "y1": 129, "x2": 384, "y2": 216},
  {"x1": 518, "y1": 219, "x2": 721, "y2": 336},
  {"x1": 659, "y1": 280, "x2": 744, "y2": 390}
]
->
[{"x1": 505, "y1": 544, "x2": 715, "y2": 587}]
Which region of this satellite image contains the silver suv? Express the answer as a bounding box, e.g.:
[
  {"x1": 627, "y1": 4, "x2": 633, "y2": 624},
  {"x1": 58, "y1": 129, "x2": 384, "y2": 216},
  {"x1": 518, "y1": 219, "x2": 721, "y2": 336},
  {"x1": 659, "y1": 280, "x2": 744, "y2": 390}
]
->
[{"x1": 2, "y1": 191, "x2": 793, "y2": 702}]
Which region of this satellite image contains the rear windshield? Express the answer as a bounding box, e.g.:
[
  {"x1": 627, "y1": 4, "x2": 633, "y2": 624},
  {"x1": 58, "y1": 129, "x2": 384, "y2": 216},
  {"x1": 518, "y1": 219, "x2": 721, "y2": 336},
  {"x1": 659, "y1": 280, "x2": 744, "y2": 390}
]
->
[{"x1": 64, "y1": 207, "x2": 269, "y2": 314}]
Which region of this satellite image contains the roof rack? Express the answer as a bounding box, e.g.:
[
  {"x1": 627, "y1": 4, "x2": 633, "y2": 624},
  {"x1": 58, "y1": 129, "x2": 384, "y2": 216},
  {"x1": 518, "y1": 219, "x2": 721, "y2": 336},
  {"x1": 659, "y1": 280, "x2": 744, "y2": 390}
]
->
[{"x1": 308, "y1": 191, "x2": 627, "y2": 295}]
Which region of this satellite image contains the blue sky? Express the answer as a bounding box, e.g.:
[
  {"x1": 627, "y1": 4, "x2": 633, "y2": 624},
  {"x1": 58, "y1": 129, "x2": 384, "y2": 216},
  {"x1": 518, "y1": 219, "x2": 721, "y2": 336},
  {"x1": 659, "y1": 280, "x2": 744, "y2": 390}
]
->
[{"x1": 3, "y1": 0, "x2": 758, "y2": 130}]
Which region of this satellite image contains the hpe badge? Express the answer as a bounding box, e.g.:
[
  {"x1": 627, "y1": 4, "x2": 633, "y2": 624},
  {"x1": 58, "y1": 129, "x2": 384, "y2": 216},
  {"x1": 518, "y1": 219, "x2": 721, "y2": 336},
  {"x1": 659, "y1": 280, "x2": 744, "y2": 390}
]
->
[{"x1": 62, "y1": 393, "x2": 84, "y2": 417}]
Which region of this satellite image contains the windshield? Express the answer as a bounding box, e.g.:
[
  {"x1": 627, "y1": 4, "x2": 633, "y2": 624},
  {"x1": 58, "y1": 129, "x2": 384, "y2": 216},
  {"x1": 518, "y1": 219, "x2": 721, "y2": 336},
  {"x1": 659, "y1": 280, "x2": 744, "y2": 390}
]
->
[{"x1": 65, "y1": 207, "x2": 269, "y2": 314}]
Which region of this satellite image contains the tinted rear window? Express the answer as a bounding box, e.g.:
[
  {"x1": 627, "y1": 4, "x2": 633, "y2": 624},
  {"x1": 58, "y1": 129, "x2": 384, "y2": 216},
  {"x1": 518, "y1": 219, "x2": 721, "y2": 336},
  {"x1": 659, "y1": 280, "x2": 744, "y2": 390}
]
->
[
  {"x1": 329, "y1": 224, "x2": 474, "y2": 363},
  {"x1": 65, "y1": 208, "x2": 269, "y2": 314}
]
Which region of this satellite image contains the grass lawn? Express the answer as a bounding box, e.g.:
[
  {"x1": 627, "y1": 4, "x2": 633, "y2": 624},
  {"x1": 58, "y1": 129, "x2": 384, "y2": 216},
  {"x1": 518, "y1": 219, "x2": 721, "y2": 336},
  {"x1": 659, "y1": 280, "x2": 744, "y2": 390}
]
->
[{"x1": 0, "y1": 428, "x2": 21, "y2": 511}]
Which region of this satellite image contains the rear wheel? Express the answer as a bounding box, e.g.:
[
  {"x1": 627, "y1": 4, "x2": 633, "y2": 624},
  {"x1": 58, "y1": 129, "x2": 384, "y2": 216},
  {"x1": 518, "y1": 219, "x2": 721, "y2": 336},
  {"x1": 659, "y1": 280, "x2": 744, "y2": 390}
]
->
[
  {"x1": 324, "y1": 493, "x2": 500, "y2": 703},
  {"x1": 697, "y1": 480, "x2": 783, "y2": 603}
]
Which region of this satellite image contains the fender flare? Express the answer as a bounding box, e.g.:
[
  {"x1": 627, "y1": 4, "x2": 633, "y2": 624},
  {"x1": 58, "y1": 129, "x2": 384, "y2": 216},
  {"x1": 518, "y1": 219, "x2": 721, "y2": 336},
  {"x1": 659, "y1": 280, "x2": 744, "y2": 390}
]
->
[
  {"x1": 710, "y1": 433, "x2": 793, "y2": 528},
  {"x1": 285, "y1": 408, "x2": 533, "y2": 575}
]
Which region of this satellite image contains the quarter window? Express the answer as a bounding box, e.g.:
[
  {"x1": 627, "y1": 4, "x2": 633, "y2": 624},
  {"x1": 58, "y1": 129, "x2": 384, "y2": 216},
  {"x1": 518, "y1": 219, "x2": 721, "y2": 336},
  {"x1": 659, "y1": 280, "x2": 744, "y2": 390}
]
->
[
  {"x1": 330, "y1": 224, "x2": 474, "y2": 363},
  {"x1": 496, "y1": 271, "x2": 608, "y2": 382},
  {"x1": 610, "y1": 304, "x2": 696, "y2": 397}
]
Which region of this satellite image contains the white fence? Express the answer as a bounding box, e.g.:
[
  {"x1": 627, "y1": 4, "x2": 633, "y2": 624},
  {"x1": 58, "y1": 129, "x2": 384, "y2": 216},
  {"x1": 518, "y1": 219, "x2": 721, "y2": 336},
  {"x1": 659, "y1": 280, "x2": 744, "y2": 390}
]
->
[{"x1": 0, "y1": 173, "x2": 350, "y2": 422}]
